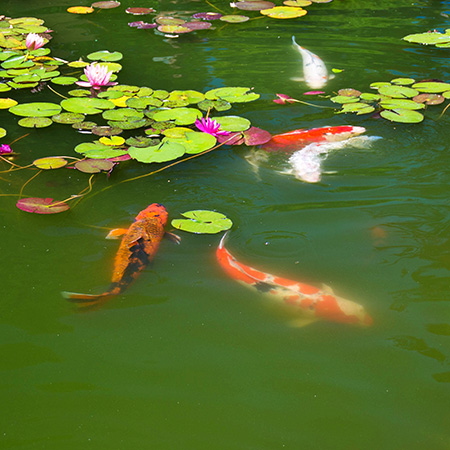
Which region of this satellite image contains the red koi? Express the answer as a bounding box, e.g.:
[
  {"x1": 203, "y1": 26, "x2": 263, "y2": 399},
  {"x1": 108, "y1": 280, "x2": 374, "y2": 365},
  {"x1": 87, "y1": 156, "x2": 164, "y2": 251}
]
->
[
  {"x1": 217, "y1": 233, "x2": 373, "y2": 326},
  {"x1": 261, "y1": 125, "x2": 366, "y2": 152},
  {"x1": 62, "y1": 203, "x2": 168, "y2": 304}
]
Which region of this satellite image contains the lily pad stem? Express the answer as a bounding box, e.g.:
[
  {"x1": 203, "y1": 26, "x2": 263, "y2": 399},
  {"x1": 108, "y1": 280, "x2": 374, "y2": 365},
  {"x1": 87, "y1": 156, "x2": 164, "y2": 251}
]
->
[
  {"x1": 47, "y1": 84, "x2": 68, "y2": 99},
  {"x1": 19, "y1": 170, "x2": 42, "y2": 198}
]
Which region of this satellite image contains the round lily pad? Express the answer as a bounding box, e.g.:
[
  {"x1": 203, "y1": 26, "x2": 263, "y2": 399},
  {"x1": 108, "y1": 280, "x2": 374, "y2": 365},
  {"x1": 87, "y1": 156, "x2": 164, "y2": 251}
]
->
[
  {"x1": 152, "y1": 107, "x2": 202, "y2": 125},
  {"x1": 51, "y1": 76, "x2": 78, "y2": 85},
  {"x1": 87, "y1": 50, "x2": 123, "y2": 62},
  {"x1": 360, "y1": 92, "x2": 381, "y2": 102},
  {"x1": 380, "y1": 108, "x2": 424, "y2": 123},
  {"x1": 198, "y1": 99, "x2": 232, "y2": 112},
  {"x1": 260, "y1": 6, "x2": 307, "y2": 18},
  {"x1": 185, "y1": 21, "x2": 212, "y2": 30},
  {"x1": 330, "y1": 95, "x2": 360, "y2": 104},
  {"x1": 0, "y1": 127, "x2": 6, "y2": 138},
  {"x1": 92, "y1": 125, "x2": 123, "y2": 136},
  {"x1": 52, "y1": 112, "x2": 85, "y2": 124},
  {"x1": 126, "y1": 7, "x2": 155, "y2": 14},
  {"x1": 61, "y1": 97, "x2": 115, "y2": 114},
  {"x1": 9, "y1": 102, "x2": 62, "y2": 117},
  {"x1": 125, "y1": 136, "x2": 160, "y2": 147},
  {"x1": 74, "y1": 159, "x2": 114, "y2": 173},
  {"x1": 337, "y1": 88, "x2": 361, "y2": 97},
  {"x1": 235, "y1": 1, "x2": 276, "y2": 10},
  {"x1": 380, "y1": 98, "x2": 425, "y2": 110},
  {"x1": 412, "y1": 82, "x2": 450, "y2": 93},
  {"x1": 166, "y1": 131, "x2": 217, "y2": 154},
  {"x1": 99, "y1": 136, "x2": 125, "y2": 146},
  {"x1": 243, "y1": 127, "x2": 272, "y2": 146},
  {"x1": 67, "y1": 6, "x2": 94, "y2": 14},
  {"x1": 338, "y1": 103, "x2": 375, "y2": 115},
  {"x1": 102, "y1": 107, "x2": 144, "y2": 121},
  {"x1": 33, "y1": 157, "x2": 68, "y2": 169},
  {"x1": 205, "y1": 87, "x2": 259, "y2": 103},
  {"x1": 157, "y1": 25, "x2": 192, "y2": 34},
  {"x1": 192, "y1": 12, "x2": 222, "y2": 20},
  {"x1": 18, "y1": 117, "x2": 53, "y2": 128},
  {"x1": 0, "y1": 98, "x2": 17, "y2": 109},
  {"x1": 219, "y1": 15, "x2": 250, "y2": 23},
  {"x1": 412, "y1": 93, "x2": 444, "y2": 105},
  {"x1": 16, "y1": 197, "x2": 70, "y2": 214},
  {"x1": 92, "y1": 1, "x2": 121, "y2": 8},
  {"x1": 212, "y1": 115, "x2": 251, "y2": 132},
  {"x1": 391, "y1": 78, "x2": 415, "y2": 86},
  {"x1": 403, "y1": 32, "x2": 450, "y2": 46},
  {"x1": 128, "y1": 141, "x2": 185, "y2": 163},
  {"x1": 283, "y1": 0, "x2": 311, "y2": 5},
  {"x1": 377, "y1": 85, "x2": 419, "y2": 98},
  {"x1": 171, "y1": 210, "x2": 233, "y2": 234},
  {"x1": 162, "y1": 127, "x2": 192, "y2": 138}
]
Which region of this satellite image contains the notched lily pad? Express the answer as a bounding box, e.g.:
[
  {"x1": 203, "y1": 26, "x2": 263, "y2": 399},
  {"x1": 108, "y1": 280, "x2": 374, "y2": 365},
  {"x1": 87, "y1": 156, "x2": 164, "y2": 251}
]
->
[
  {"x1": 380, "y1": 108, "x2": 424, "y2": 123},
  {"x1": 212, "y1": 115, "x2": 251, "y2": 132},
  {"x1": 128, "y1": 140, "x2": 185, "y2": 163},
  {"x1": 9, "y1": 102, "x2": 62, "y2": 117},
  {"x1": 18, "y1": 117, "x2": 53, "y2": 128},
  {"x1": 87, "y1": 50, "x2": 123, "y2": 62},
  {"x1": 33, "y1": 157, "x2": 68, "y2": 169},
  {"x1": 171, "y1": 210, "x2": 233, "y2": 234},
  {"x1": 74, "y1": 159, "x2": 114, "y2": 173}
]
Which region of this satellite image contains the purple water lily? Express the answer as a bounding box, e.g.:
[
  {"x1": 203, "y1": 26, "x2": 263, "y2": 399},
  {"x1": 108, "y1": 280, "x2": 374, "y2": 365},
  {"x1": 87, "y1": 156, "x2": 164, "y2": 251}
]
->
[
  {"x1": 195, "y1": 117, "x2": 230, "y2": 137},
  {"x1": 76, "y1": 63, "x2": 118, "y2": 90},
  {"x1": 0, "y1": 144, "x2": 12, "y2": 155}
]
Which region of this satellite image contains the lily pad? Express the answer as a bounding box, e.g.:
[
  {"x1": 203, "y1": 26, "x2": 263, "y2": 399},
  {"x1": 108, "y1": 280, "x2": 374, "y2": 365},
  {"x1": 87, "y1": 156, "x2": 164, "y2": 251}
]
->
[
  {"x1": 51, "y1": 76, "x2": 78, "y2": 85},
  {"x1": 92, "y1": 125, "x2": 123, "y2": 136},
  {"x1": 403, "y1": 32, "x2": 450, "y2": 46},
  {"x1": 380, "y1": 108, "x2": 424, "y2": 123},
  {"x1": 18, "y1": 117, "x2": 53, "y2": 128},
  {"x1": 198, "y1": 99, "x2": 232, "y2": 112},
  {"x1": 205, "y1": 87, "x2": 259, "y2": 103},
  {"x1": 412, "y1": 82, "x2": 450, "y2": 93},
  {"x1": 52, "y1": 112, "x2": 85, "y2": 124},
  {"x1": 185, "y1": 21, "x2": 212, "y2": 30},
  {"x1": 102, "y1": 107, "x2": 144, "y2": 121},
  {"x1": 16, "y1": 197, "x2": 70, "y2": 214},
  {"x1": 67, "y1": 6, "x2": 95, "y2": 14},
  {"x1": 0, "y1": 128, "x2": 6, "y2": 138},
  {"x1": 377, "y1": 85, "x2": 419, "y2": 98},
  {"x1": 99, "y1": 136, "x2": 125, "y2": 146},
  {"x1": 87, "y1": 50, "x2": 123, "y2": 62},
  {"x1": 33, "y1": 157, "x2": 68, "y2": 169},
  {"x1": 166, "y1": 131, "x2": 217, "y2": 154},
  {"x1": 338, "y1": 103, "x2": 375, "y2": 115},
  {"x1": 380, "y1": 98, "x2": 425, "y2": 110},
  {"x1": 152, "y1": 107, "x2": 202, "y2": 125},
  {"x1": 412, "y1": 93, "x2": 444, "y2": 105},
  {"x1": 283, "y1": 0, "x2": 312, "y2": 5},
  {"x1": 61, "y1": 97, "x2": 115, "y2": 114},
  {"x1": 92, "y1": 1, "x2": 121, "y2": 8},
  {"x1": 0, "y1": 98, "x2": 17, "y2": 109},
  {"x1": 330, "y1": 95, "x2": 360, "y2": 104},
  {"x1": 171, "y1": 210, "x2": 232, "y2": 234},
  {"x1": 219, "y1": 15, "x2": 250, "y2": 23},
  {"x1": 125, "y1": 136, "x2": 160, "y2": 147},
  {"x1": 235, "y1": 1, "x2": 276, "y2": 10},
  {"x1": 192, "y1": 12, "x2": 222, "y2": 20},
  {"x1": 260, "y1": 6, "x2": 307, "y2": 19},
  {"x1": 212, "y1": 115, "x2": 251, "y2": 132},
  {"x1": 9, "y1": 102, "x2": 62, "y2": 117},
  {"x1": 391, "y1": 78, "x2": 415, "y2": 86},
  {"x1": 128, "y1": 141, "x2": 185, "y2": 163},
  {"x1": 126, "y1": 7, "x2": 155, "y2": 14},
  {"x1": 74, "y1": 159, "x2": 114, "y2": 173},
  {"x1": 337, "y1": 88, "x2": 361, "y2": 97},
  {"x1": 243, "y1": 127, "x2": 272, "y2": 146},
  {"x1": 157, "y1": 25, "x2": 192, "y2": 34}
]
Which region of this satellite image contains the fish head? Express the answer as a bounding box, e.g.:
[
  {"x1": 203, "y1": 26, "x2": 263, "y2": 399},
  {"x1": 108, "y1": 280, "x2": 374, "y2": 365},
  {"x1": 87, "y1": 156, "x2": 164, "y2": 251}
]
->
[
  {"x1": 315, "y1": 293, "x2": 373, "y2": 326},
  {"x1": 135, "y1": 203, "x2": 168, "y2": 226}
]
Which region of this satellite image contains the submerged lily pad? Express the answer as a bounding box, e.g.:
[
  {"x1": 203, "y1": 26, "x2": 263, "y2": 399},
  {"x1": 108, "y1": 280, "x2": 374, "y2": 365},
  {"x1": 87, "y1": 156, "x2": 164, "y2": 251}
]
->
[
  {"x1": 17, "y1": 197, "x2": 70, "y2": 214},
  {"x1": 171, "y1": 210, "x2": 233, "y2": 234}
]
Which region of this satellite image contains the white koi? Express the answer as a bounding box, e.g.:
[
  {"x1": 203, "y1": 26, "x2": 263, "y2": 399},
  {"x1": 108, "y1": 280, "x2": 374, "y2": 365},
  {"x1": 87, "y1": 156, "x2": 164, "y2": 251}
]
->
[{"x1": 291, "y1": 36, "x2": 334, "y2": 89}]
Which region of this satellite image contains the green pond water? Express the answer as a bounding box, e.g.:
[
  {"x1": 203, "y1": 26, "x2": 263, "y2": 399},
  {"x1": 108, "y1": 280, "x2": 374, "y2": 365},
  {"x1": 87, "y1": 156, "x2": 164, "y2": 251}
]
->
[{"x1": 1, "y1": 0, "x2": 449, "y2": 448}]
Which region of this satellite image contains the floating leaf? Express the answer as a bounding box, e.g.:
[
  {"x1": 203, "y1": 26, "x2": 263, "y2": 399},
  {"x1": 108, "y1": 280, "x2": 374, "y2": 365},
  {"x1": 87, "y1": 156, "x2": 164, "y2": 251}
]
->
[
  {"x1": 162, "y1": 127, "x2": 192, "y2": 138},
  {"x1": 330, "y1": 95, "x2": 360, "y2": 104},
  {"x1": 87, "y1": 50, "x2": 123, "y2": 62},
  {"x1": 126, "y1": 7, "x2": 155, "y2": 14},
  {"x1": 380, "y1": 98, "x2": 425, "y2": 110},
  {"x1": 0, "y1": 98, "x2": 17, "y2": 109},
  {"x1": 67, "y1": 6, "x2": 95, "y2": 14},
  {"x1": 99, "y1": 136, "x2": 125, "y2": 146},
  {"x1": 0, "y1": 128, "x2": 6, "y2": 138},
  {"x1": 212, "y1": 115, "x2": 251, "y2": 132},
  {"x1": 51, "y1": 76, "x2": 78, "y2": 85},
  {"x1": 235, "y1": 1, "x2": 276, "y2": 10},
  {"x1": 284, "y1": 0, "x2": 312, "y2": 5},
  {"x1": 403, "y1": 32, "x2": 450, "y2": 46},
  {"x1": 0, "y1": 83, "x2": 11, "y2": 92},
  {"x1": 61, "y1": 97, "x2": 115, "y2": 114},
  {"x1": 152, "y1": 107, "x2": 202, "y2": 125},
  {"x1": 360, "y1": 92, "x2": 381, "y2": 102},
  {"x1": 125, "y1": 136, "x2": 160, "y2": 147},
  {"x1": 380, "y1": 108, "x2": 424, "y2": 123},
  {"x1": 412, "y1": 93, "x2": 445, "y2": 105},
  {"x1": 157, "y1": 24, "x2": 192, "y2": 34},
  {"x1": 74, "y1": 159, "x2": 114, "y2": 173},
  {"x1": 192, "y1": 12, "x2": 222, "y2": 20},
  {"x1": 92, "y1": 125, "x2": 123, "y2": 136},
  {"x1": 338, "y1": 103, "x2": 375, "y2": 115},
  {"x1": 185, "y1": 21, "x2": 212, "y2": 30},
  {"x1": 198, "y1": 99, "x2": 232, "y2": 112},
  {"x1": 9, "y1": 102, "x2": 62, "y2": 117},
  {"x1": 128, "y1": 141, "x2": 185, "y2": 163},
  {"x1": 337, "y1": 88, "x2": 361, "y2": 97},
  {"x1": 377, "y1": 85, "x2": 419, "y2": 98},
  {"x1": 412, "y1": 81, "x2": 450, "y2": 93},
  {"x1": 171, "y1": 210, "x2": 232, "y2": 234},
  {"x1": 205, "y1": 87, "x2": 259, "y2": 103},
  {"x1": 391, "y1": 78, "x2": 415, "y2": 86},
  {"x1": 92, "y1": 1, "x2": 121, "y2": 7},
  {"x1": 33, "y1": 157, "x2": 68, "y2": 169},
  {"x1": 102, "y1": 107, "x2": 144, "y2": 121},
  {"x1": 72, "y1": 121, "x2": 97, "y2": 131},
  {"x1": 166, "y1": 131, "x2": 217, "y2": 154},
  {"x1": 260, "y1": 6, "x2": 307, "y2": 19},
  {"x1": 243, "y1": 127, "x2": 272, "y2": 146},
  {"x1": 17, "y1": 197, "x2": 70, "y2": 214},
  {"x1": 219, "y1": 15, "x2": 250, "y2": 23},
  {"x1": 18, "y1": 117, "x2": 53, "y2": 128}
]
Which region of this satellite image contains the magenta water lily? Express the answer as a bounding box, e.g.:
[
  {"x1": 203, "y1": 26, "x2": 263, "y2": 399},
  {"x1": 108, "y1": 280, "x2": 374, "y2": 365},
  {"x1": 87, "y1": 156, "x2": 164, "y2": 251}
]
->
[
  {"x1": 76, "y1": 63, "x2": 118, "y2": 89},
  {"x1": 25, "y1": 33, "x2": 45, "y2": 51},
  {"x1": 0, "y1": 144, "x2": 12, "y2": 155},
  {"x1": 195, "y1": 117, "x2": 230, "y2": 137}
]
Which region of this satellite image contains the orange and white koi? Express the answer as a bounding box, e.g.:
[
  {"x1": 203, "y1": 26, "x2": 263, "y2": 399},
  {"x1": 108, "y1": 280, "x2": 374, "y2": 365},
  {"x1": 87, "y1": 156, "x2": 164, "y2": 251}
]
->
[
  {"x1": 261, "y1": 125, "x2": 366, "y2": 152},
  {"x1": 62, "y1": 203, "x2": 168, "y2": 304},
  {"x1": 216, "y1": 233, "x2": 373, "y2": 327}
]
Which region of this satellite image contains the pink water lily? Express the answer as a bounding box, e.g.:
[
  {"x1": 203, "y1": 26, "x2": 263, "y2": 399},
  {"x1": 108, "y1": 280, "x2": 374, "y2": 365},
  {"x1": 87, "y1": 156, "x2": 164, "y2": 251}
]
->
[
  {"x1": 195, "y1": 117, "x2": 230, "y2": 137},
  {"x1": 25, "y1": 33, "x2": 45, "y2": 51},
  {"x1": 76, "y1": 63, "x2": 118, "y2": 89},
  {"x1": 0, "y1": 144, "x2": 12, "y2": 155}
]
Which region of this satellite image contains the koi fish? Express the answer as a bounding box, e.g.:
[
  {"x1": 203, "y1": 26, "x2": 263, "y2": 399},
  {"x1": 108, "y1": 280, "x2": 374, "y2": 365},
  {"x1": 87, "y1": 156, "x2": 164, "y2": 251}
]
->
[
  {"x1": 217, "y1": 233, "x2": 373, "y2": 327},
  {"x1": 261, "y1": 125, "x2": 366, "y2": 152},
  {"x1": 287, "y1": 135, "x2": 382, "y2": 183},
  {"x1": 291, "y1": 36, "x2": 334, "y2": 89},
  {"x1": 62, "y1": 203, "x2": 168, "y2": 304}
]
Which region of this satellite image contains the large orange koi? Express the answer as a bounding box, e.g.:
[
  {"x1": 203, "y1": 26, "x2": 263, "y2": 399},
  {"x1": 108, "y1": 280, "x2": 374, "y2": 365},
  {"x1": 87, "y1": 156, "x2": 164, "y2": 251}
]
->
[
  {"x1": 62, "y1": 203, "x2": 168, "y2": 304},
  {"x1": 261, "y1": 125, "x2": 366, "y2": 152},
  {"x1": 217, "y1": 233, "x2": 373, "y2": 327}
]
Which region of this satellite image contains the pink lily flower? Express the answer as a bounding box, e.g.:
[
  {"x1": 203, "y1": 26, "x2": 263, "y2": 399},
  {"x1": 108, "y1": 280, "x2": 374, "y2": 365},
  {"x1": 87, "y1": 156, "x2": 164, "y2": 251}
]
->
[
  {"x1": 25, "y1": 33, "x2": 45, "y2": 51},
  {"x1": 76, "y1": 63, "x2": 118, "y2": 89},
  {"x1": 195, "y1": 117, "x2": 230, "y2": 137},
  {"x1": 0, "y1": 144, "x2": 12, "y2": 155}
]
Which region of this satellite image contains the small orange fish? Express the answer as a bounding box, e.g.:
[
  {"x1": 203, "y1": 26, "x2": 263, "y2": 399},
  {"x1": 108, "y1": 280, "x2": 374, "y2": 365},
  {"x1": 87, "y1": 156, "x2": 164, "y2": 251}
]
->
[
  {"x1": 217, "y1": 233, "x2": 373, "y2": 327},
  {"x1": 62, "y1": 203, "x2": 168, "y2": 304},
  {"x1": 261, "y1": 125, "x2": 366, "y2": 152}
]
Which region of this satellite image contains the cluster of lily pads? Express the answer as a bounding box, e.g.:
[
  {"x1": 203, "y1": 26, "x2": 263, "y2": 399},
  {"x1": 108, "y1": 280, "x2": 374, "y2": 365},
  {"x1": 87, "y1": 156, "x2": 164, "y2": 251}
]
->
[
  {"x1": 65, "y1": 0, "x2": 333, "y2": 38},
  {"x1": 330, "y1": 78, "x2": 450, "y2": 123}
]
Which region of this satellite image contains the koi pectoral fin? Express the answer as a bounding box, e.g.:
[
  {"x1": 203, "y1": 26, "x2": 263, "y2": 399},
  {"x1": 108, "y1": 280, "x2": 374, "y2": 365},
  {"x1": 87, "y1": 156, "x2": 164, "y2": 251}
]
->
[
  {"x1": 165, "y1": 231, "x2": 181, "y2": 244},
  {"x1": 106, "y1": 228, "x2": 129, "y2": 240},
  {"x1": 288, "y1": 317, "x2": 318, "y2": 328},
  {"x1": 62, "y1": 291, "x2": 110, "y2": 303},
  {"x1": 290, "y1": 77, "x2": 305, "y2": 82}
]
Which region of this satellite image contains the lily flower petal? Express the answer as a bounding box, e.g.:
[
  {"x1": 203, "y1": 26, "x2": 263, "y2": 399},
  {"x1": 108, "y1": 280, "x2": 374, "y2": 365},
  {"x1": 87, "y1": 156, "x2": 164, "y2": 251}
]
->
[
  {"x1": 195, "y1": 117, "x2": 230, "y2": 137},
  {"x1": 0, "y1": 144, "x2": 12, "y2": 155},
  {"x1": 77, "y1": 63, "x2": 118, "y2": 90},
  {"x1": 25, "y1": 33, "x2": 45, "y2": 51}
]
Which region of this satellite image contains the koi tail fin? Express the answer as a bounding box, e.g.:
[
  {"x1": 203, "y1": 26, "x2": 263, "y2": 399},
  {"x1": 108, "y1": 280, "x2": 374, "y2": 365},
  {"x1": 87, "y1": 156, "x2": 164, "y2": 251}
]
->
[
  {"x1": 62, "y1": 290, "x2": 114, "y2": 304},
  {"x1": 218, "y1": 231, "x2": 230, "y2": 250}
]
